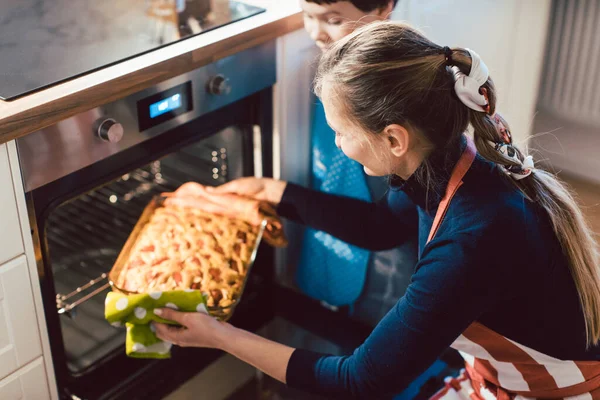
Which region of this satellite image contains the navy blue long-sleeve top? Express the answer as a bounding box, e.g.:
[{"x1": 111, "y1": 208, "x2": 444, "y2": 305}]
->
[{"x1": 277, "y1": 141, "x2": 600, "y2": 399}]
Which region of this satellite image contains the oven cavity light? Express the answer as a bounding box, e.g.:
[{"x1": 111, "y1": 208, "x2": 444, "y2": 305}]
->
[{"x1": 109, "y1": 195, "x2": 118, "y2": 204}]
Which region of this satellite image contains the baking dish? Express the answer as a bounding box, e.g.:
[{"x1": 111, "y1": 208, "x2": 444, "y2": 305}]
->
[{"x1": 108, "y1": 195, "x2": 267, "y2": 320}]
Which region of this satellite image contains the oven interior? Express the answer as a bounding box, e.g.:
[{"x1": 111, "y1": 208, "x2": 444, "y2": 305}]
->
[{"x1": 45, "y1": 126, "x2": 248, "y2": 375}]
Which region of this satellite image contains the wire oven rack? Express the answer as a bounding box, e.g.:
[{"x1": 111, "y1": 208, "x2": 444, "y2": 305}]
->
[{"x1": 49, "y1": 143, "x2": 229, "y2": 316}]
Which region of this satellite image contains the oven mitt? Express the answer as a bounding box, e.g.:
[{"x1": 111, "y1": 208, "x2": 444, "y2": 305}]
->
[{"x1": 104, "y1": 290, "x2": 207, "y2": 359}]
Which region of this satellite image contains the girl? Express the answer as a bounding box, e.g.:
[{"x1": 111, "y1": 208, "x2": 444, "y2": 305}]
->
[{"x1": 154, "y1": 22, "x2": 600, "y2": 399}]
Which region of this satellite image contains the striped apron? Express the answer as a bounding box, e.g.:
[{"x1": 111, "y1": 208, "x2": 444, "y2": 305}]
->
[{"x1": 429, "y1": 138, "x2": 600, "y2": 400}]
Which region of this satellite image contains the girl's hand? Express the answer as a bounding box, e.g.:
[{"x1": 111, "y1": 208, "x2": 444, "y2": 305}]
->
[
  {"x1": 208, "y1": 177, "x2": 287, "y2": 205},
  {"x1": 153, "y1": 307, "x2": 295, "y2": 385},
  {"x1": 152, "y1": 307, "x2": 229, "y2": 349}
]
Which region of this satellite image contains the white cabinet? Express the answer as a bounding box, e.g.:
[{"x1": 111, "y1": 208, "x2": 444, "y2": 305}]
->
[
  {"x1": 0, "y1": 255, "x2": 43, "y2": 381},
  {"x1": 392, "y1": 0, "x2": 551, "y2": 145},
  {"x1": 0, "y1": 357, "x2": 50, "y2": 400},
  {"x1": 2, "y1": 141, "x2": 58, "y2": 399},
  {"x1": 0, "y1": 144, "x2": 24, "y2": 264}
]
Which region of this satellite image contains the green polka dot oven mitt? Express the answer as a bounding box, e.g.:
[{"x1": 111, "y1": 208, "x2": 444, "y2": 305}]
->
[{"x1": 105, "y1": 290, "x2": 207, "y2": 359}]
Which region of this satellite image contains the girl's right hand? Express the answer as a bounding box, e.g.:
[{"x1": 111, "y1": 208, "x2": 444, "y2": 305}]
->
[{"x1": 208, "y1": 177, "x2": 287, "y2": 205}]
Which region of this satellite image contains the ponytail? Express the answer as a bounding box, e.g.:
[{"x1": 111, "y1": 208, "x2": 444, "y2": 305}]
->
[{"x1": 453, "y1": 49, "x2": 600, "y2": 347}]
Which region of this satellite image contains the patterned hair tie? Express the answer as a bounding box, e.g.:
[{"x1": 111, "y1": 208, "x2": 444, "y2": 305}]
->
[
  {"x1": 489, "y1": 113, "x2": 533, "y2": 180},
  {"x1": 492, "y1": 113, "x2": 512, "y2": 144},
  {"x1": 491, "y1": 143, "x2": 534, "y2": 180},
  {"x1": 448, "y1": 48, "x2": 490, "y2": 113}
]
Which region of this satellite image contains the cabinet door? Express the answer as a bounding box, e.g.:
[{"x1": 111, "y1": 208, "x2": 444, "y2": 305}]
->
[
  {"x1": 0, "y1": 143, "x2": 24, "y2": 264},
  {"x1": 0, "y1": 357, "x2": 50, "y2": 400},
  {"x1": 0, "y1": 256, "x2": 42, "y2": 381}
]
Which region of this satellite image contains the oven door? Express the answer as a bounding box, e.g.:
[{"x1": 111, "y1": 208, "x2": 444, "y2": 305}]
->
[{"x1": 24, "y1": 88, "x2": 277, "y2": 399}]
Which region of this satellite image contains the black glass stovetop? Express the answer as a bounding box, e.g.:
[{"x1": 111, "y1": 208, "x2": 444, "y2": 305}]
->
[{"x1": 0, "y1": 0, "x2": 264, "y2": 100}]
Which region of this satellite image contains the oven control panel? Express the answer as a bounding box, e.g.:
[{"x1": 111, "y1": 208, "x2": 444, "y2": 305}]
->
[
  {"x1": 137, "y1": 81, "x2": 194, "y2": 132},
  {"x1": 16, "y1": 41, "x2": 275, "y2": 192}
]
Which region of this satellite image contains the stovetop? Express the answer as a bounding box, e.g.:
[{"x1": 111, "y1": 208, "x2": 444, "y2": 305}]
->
[{"x1": 0, "y1": 0, "x2": 264, "y2": 100}]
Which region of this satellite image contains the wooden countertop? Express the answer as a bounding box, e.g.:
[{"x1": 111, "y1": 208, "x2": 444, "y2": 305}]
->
[{"x1": 0, "y1": 1, "x2": 302, "y2": 145}]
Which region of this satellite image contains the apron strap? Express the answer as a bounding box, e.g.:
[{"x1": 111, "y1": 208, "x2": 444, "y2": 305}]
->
[{"x1": 427, "y1": 137, "x2": 477, "y2": 243}]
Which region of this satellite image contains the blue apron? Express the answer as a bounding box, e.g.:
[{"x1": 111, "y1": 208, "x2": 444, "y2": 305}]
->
[{"x1": 296, "y1": 99, "x2": 371, "y2": 308}]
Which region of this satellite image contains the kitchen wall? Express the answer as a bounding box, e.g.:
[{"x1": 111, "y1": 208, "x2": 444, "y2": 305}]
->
[{"x1": 531, "y1": 0, "x2": 600, "y2": 185}]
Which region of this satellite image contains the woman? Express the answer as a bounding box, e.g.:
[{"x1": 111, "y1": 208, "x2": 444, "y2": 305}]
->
[{"x1": 154, "y1": 22, "x2": 600, "y2": 399}]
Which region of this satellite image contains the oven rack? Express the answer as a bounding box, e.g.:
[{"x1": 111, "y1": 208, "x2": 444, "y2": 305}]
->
[{"x1": 49, "y1": 146, "x2": 228, "y2": 316}]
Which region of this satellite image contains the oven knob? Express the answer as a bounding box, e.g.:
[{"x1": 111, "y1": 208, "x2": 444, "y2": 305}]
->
[
  {"x1": 96, "y1": 118, "x2": 124, "y2": 143},
  {"x1": 206, "y1": 74, "x2": 231, "y2": 96}
]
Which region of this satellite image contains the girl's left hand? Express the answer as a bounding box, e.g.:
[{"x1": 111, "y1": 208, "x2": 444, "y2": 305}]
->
[{"x1": 152, "y1": 307, "x2": 229, "y2": 349}]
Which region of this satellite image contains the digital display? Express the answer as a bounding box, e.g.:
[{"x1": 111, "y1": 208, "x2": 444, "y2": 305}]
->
[
  {"x1": 137, "y1": 81, "x2": 193, "y2": 131},
  {"x1": 149, "y1": 94, "x2": 182, "y2": 118}
]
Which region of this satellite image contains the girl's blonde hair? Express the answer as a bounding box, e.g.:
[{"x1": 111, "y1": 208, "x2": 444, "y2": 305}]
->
[{"x1": 315, "y1": 21, "x2": 600, "y2": 346}]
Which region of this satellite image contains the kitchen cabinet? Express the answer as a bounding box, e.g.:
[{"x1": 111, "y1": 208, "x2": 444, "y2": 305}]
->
[
  {"x1": 0, "y1": 255, "x2": 43, "y2": 381},
  {"x1": 1, "y1": 141, "x2": 58, "y2": 399},
  {"x1": 393, "y1": 0, "x2": 551, "y2": 145},
  {"x1": 0, "y1": 357, "x2": 50, "y2": 400},
  {"x1": 0, "y1": 144, "x2": 24, "y2": 264}
]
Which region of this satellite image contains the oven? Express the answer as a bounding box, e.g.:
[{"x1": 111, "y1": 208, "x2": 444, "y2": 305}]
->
[{"x1": 15, "y1": 42, "x2": 288, "y2": 399}]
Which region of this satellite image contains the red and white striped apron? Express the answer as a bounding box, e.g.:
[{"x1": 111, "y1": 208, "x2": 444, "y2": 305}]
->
[{"x1": 429, "y1": 138, "x2": 600, "y2": 400}]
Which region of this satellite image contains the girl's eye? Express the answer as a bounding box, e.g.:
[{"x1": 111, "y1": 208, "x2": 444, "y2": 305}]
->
[{"x1": 328, "y1": 18, "x2": 343, "y2": 26}]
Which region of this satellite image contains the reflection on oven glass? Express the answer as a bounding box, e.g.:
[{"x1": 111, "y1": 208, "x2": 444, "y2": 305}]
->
[{"x1": 45, "y1": 127, "x2": 242, "y2": 374}]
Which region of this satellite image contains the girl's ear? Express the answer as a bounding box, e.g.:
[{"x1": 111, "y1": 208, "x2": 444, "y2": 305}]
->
[{"x1": 383, "y1": 124, "x2": 410, "y2": 158}]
